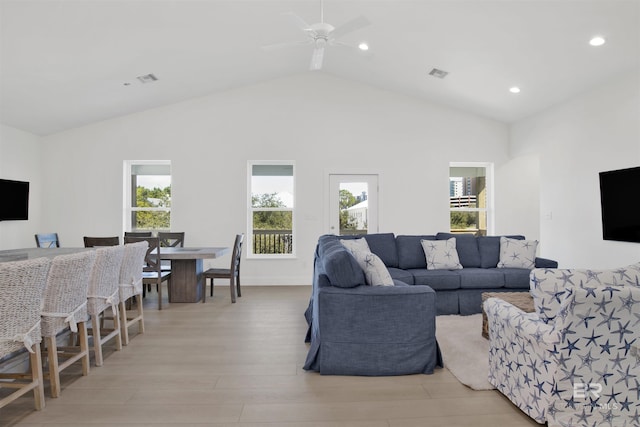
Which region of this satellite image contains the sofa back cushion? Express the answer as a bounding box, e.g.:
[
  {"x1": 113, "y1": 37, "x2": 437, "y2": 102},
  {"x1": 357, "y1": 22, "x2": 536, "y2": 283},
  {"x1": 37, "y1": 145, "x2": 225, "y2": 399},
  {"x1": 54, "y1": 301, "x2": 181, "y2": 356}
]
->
[
  {"x1": 477, "y1": 235, "x2": 525, "y2": 268},
  {"x1": 396, "y1": 235, "x2": 436, "y2": 269},
  {"x1": 436, "y1": 232, "x2": 481, "y2": 268},
  {"x1": 340, "y1": 233, "x2": 399, "y2": 268}
]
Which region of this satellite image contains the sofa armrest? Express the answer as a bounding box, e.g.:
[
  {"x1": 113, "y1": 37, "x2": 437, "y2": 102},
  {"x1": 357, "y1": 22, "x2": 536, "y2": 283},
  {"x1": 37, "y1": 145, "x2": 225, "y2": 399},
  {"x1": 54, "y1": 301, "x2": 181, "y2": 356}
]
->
[
  {"x1": 318, "y1": 284, "x2": 436, "y2": 344},
  {"x1": 484, "y1": 297, "x2": 559, "y2": 346},
  {"x1": 484, "y1": 297, "x2": 558, "y2": 424},
  {"x1": 535, "y1": 257, "x2": 558, "y2": 268}
]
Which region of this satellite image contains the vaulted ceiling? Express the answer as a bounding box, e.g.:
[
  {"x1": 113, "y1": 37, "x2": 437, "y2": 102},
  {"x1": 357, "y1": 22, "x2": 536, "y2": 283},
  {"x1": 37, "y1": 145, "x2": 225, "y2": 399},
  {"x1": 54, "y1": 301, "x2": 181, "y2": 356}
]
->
[{"x1": 1, "y1": 0, "x2": 638, "y2": 136}]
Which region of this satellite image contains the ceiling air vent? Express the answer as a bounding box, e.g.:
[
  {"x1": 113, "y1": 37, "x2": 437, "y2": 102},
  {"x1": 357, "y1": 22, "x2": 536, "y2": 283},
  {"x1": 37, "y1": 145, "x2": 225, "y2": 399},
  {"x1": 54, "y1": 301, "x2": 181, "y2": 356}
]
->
[
  {"x1": 428, "y1": 68, "x2": 449, "y2": 79},
  {"x1": 136, "y1": 73, "x2": 158, "y2": 84}
]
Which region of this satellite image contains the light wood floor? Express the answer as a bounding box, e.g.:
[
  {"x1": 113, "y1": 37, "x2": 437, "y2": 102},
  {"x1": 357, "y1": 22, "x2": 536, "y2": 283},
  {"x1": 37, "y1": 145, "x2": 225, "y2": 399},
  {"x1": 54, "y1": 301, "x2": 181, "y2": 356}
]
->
[{"x1": 1, "y1": 286, "x2": 539, "y2": 426}]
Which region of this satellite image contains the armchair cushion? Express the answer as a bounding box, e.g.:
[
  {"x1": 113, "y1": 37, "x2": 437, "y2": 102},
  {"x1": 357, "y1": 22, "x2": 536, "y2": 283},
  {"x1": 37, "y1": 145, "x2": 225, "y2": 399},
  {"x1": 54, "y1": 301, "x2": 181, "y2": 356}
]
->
[{"x1": 530, "y1": 262, "x2": 640, "y2": 323}]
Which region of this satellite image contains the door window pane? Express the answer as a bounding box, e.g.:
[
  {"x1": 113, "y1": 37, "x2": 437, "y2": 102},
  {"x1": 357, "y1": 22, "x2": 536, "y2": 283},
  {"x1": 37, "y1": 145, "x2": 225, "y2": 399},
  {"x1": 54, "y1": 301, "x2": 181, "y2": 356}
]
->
[{"x1": 339, "y1": 182, "x2": 368, "y2": 235}]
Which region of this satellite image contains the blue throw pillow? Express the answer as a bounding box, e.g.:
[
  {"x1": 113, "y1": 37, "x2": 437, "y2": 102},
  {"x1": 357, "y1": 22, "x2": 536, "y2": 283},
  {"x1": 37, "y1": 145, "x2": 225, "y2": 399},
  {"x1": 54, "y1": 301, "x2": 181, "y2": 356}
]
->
[{"x1": 323, "y1": 246, "x2": 365, "y2": 288}]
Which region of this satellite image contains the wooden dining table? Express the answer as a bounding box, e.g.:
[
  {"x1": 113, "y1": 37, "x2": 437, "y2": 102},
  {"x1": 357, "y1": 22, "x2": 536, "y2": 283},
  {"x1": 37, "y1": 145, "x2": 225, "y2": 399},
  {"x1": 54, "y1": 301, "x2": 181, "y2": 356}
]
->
[
  {"x1": 153, "y1": 247, "x2": 229, "y2": 303},
  {"x1": 0, "y1": 246, "x2": 230, "y2": 304}
]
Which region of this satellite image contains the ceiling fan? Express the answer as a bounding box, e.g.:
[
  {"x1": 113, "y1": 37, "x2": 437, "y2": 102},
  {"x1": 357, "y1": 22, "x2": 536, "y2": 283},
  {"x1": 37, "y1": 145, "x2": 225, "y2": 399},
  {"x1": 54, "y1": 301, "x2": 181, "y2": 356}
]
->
[{"x1": 263, "y1": 0, "x2": 371, "y2": 71}]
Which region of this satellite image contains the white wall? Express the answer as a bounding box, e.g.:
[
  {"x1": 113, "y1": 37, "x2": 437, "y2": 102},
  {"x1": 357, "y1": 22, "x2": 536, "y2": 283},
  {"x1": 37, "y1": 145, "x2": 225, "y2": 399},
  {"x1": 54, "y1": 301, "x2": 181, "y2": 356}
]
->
[
  {"x1": 0, "y1": 124, "x2": 42, "y2": 248},
  {"x1": 38, "y1": 73, "x2": 511, "y2": 284},
  {"x1": 510, "y1": 70, "x2": 640, "y2": 268}
]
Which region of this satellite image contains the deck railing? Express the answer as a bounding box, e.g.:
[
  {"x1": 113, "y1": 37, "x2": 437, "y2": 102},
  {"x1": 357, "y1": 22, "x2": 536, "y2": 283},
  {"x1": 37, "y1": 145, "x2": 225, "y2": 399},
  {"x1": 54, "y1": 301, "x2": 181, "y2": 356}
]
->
[{"x1": 253, "y1": 230, "x2": 293, "y2": 254}]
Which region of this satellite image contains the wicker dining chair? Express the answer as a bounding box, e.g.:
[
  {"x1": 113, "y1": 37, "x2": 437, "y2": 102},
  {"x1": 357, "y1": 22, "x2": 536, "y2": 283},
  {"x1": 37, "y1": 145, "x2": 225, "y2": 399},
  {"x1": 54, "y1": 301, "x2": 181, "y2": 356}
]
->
[
  {"x1": 35, "y1": 233, "x2": 60, "y2": 248},
  {"x1": 83, "y1": 236, "x2": 120, "y2": 247},
  {"x1": 0, "y1": 258, "x2": 51, "y2": 411},
  {"x1": 40, "y1": 251, "x2": 96, "y2": 397},
  {"x1": 118, "y1": 241, "x2": 148, "y2": 345},
  {"x1": 86, "y1": 245, "x2": 125, "y2": 366},
  {"x1": 202, "y1": 234, "x2": 243, "y2": 303},
  {"x1": 123, "y1": 236, "x2": 171, "y2": 310}
]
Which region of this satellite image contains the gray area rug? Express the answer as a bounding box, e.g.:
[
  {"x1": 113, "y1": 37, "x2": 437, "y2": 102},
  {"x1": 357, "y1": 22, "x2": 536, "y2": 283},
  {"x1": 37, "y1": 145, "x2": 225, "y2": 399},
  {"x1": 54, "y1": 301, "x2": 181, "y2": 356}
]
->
[{"x1": 435, "y1": 313, "x2": 495, "y2": 390}]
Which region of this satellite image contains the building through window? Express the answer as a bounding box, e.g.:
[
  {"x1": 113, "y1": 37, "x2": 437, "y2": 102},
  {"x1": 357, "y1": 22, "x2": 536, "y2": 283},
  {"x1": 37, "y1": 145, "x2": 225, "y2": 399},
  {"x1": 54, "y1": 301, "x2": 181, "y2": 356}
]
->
[{"x1": 449, "y1": 163, "x2": 492, "y2": 236}]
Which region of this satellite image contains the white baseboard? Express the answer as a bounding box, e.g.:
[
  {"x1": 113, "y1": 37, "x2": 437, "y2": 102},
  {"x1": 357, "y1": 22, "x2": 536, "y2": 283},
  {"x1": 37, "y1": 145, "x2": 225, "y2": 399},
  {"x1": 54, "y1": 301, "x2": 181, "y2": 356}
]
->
[{"x1": 213, "y1": 276, "x2": 311, "y2": 286}]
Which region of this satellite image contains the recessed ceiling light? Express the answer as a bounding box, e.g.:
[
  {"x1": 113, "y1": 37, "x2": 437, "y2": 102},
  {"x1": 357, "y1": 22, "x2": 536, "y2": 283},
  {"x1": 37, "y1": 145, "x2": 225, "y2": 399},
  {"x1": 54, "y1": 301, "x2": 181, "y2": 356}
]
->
[
  {"x1": 589, "y1": 36, "x2": 606, "y2": 46},
  {"x1": 358, "y1": 42, "x2": 369, "y2": 51},
  {"x1": 509, "y1": 86, "x2": 521, "y2": 94}
]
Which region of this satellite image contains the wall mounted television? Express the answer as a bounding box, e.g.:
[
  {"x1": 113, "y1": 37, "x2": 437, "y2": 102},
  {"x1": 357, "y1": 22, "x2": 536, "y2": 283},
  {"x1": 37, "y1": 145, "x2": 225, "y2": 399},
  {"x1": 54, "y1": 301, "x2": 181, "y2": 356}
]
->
[
  {"x1": 0, "y1": 179, "x2": 30, "y2": 221},
  {"x1": 599, "y1": 166, "x2": 640, "y2": 243}
]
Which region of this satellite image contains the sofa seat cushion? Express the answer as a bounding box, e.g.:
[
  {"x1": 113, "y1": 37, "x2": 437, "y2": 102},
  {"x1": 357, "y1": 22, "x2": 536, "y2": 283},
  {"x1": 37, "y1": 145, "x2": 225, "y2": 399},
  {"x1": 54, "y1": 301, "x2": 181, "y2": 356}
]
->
[
  {"x1": 396, "y1": 235, "x2": 436, "y2": 269},
  {"x1": 501, "y1": 268, "x2": 534, "y2": 289},
  {"x1": 408, "y1": 269, "x2": 461, "y2": 290},
  {"x1": 388, "y1": 267, "x2": 414, "y2": 285},
  {"x1": 458, "y1": 268, "x2": 505, "y2": 289},
  {"x1": 436, "y1": 232, "x2": 481, "y2": 268}
]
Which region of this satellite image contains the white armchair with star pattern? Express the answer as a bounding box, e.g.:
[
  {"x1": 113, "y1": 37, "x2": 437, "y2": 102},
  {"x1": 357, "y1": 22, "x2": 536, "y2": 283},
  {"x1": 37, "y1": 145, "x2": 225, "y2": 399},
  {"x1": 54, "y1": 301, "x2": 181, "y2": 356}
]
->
[{"x1": 484, "y1": 263, "x2": 640, "y2": 427}]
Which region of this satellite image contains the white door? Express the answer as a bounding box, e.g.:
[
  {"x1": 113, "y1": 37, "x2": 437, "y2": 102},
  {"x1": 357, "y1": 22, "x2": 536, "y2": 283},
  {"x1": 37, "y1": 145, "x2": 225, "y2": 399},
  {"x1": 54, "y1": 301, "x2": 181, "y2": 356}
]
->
[{"x1": 328, "y1": 174, "x2": 378, "y2": 235}]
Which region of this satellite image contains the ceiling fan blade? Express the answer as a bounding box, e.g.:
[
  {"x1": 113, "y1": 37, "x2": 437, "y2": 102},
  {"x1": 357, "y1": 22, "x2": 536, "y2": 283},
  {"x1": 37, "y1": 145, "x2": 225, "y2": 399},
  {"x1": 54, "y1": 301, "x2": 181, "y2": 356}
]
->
[
  {"x1": 331, "y1": 15, "x2": 370, "y2": 39},
  {"x1": 283, "y1": 11, "x2": 313, "y2": 33},
  {"x1": 331, "y1": 40, "x2": 373, "y2": 56},
  {"x1": 310, "y1": 46, "x2": 325, "y2": 70},
  {"x1": 262, "y1": 39, "x2": 312, "y2": 51}
]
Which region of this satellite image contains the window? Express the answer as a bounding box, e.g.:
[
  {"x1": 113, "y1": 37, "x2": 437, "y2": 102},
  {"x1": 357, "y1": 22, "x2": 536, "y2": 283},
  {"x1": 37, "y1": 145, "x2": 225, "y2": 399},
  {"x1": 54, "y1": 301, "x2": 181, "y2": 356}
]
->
[
  {"x1": 124, "y1": 161, "x2": 171, "y2": 232},
  {"x1": 449, "y1": 163, "x2": 493, "y2": 236},
  {"x1": 248, "y1": 161, "x2": 295, "y2": 257}
]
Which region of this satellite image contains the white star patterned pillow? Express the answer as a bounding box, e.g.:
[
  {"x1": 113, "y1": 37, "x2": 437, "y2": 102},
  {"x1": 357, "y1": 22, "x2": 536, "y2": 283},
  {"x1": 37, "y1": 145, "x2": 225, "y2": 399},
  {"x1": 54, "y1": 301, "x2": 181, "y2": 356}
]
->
[
  {"x1": 348, "y1": 249, "x2": 394, "y2": 286},
  {"x1": 420, "y1": 238, "x2": 463, "y2": 270},
  {"x1": 497, "y1": 236, "x2": 538, "y2": 269}
]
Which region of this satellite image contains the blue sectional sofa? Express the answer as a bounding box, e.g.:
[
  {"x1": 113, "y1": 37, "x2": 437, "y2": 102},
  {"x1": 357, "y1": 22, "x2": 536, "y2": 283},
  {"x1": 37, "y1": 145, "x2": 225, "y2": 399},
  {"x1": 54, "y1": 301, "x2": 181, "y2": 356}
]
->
[{"x1": 303, "y1": 232, "x2": 557, "y2": 376}]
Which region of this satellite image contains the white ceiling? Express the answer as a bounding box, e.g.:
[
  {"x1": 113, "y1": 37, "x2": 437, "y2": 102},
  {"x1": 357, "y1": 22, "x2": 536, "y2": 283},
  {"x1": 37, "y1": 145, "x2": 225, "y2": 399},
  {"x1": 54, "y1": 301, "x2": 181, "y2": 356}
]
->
[{"x1": 1, "y1": 0, "x2": 639, "y2": 136}]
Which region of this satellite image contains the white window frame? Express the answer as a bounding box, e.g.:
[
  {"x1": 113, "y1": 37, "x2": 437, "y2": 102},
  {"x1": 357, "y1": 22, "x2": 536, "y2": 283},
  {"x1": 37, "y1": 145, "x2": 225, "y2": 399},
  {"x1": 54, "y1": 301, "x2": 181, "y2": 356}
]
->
[
  {"x1": 247, "y1": 160, "x2": 296, "y2": 259},
  {"x1": 449, "y1": 162, "x2": 494, "y2": 235},
  {"x1": 123, "y1": 160, "x2": 172, "y2": 233}
]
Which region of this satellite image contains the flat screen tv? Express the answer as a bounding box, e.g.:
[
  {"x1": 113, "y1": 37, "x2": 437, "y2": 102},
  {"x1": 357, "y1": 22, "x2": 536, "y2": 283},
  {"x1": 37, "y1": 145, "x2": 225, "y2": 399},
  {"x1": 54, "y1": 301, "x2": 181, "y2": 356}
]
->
[
  {"x1": 599, "y1": 166, "x2": 640, "y2": 243},
  {"x1": 0, "y1": 179, "x2": 30, "y2": 221}
]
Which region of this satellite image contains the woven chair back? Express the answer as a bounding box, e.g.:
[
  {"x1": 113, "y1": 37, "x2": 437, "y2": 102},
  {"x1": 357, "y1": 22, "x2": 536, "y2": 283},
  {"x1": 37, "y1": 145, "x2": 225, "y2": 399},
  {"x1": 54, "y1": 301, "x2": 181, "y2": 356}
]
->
[
  {"x1": 87, "y1": 245, "x2": 125, "y2": 314},
  {"x1": 41, "y1": 251, "x2": 96, "y2": 337},
  {"x1": 0, "y1": 258, "x2": 51, "y2": 356},
  {"x1": 119, "y1": 241, "x2": 149, "y2": 302},
  {"x1": 123, "y1": 236, "x2": 162, "y2": 273}
]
